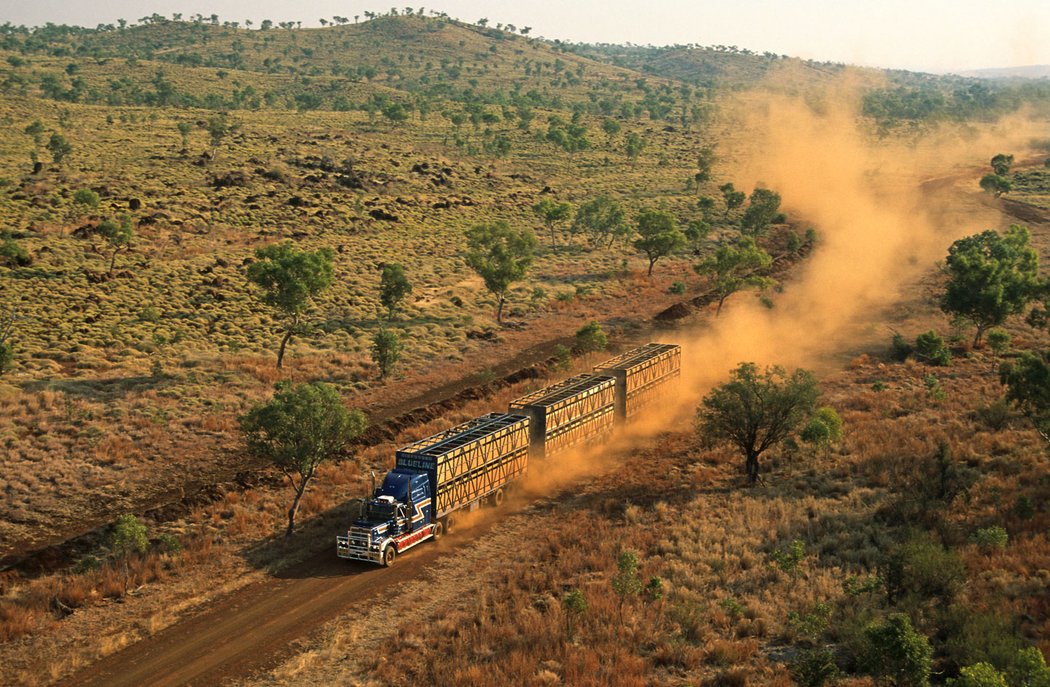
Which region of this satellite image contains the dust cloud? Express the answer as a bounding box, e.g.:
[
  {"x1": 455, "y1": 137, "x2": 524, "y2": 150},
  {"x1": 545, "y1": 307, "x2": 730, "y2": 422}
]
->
[{"x1": 663, "y1": 73, "x2": 1049, "y2": 405}]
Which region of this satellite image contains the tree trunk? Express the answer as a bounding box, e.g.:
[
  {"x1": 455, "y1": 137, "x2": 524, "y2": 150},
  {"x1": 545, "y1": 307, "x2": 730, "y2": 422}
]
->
[
  {"x1": 276, "y1": 328, "x2": 294, "y2": 369},
  {"x1": 496, "y1": 295, "x2": 505, "y2": 323},
  {"x1": 109, "y1": 250, "x2": 117, "y2": 275},
  {"x1": 647, "y1": 258, "x2": 656, "y2": 276},
  {"x1": 745, "y1": 453, "x2": 759, "y2": 486},
  {"x1": 286, "y1": 485, "x2": 306, "y2": 538},
  {"x1": 549, "y1": 225, "x2": 557, "y2": 252},
  {"x1": 972, "y1": 325, "x2": 985, "y2": 349},
  {"x1": 716, "y1": 294, "x2": 727, "y2": 317}
]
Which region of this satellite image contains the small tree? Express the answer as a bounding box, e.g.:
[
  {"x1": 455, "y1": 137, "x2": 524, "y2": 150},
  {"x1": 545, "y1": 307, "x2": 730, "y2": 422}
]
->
[
  {"x1": 98, "y1": 214, "x2": 133, "y2": 274},
  {"x1": 573, "y1": 195, "x2": 627, "y2": 248},
  {"x1": 370, "y1": 328, "x2": 403, "y2": 380},
  {"x1": 464, "y1": 221, "x2": 538, "y2": 323},
  {"x1": 246, "y1": 242, "x2": 335, "y2": 368},
  {"x1": 574, "y1": 321, "x2": 607, "y2": 353},
  {"x1": 563, "y1": 589, "x2": 587, "y2": 640},
  {"x1": 601, "y1": 118, "x2": 621, "y2": 144},
  {"x1": 73, "y1": 188, "x2": 100, "y2": 214},
  {"x1": 800, "y1": 406, "x2": 843, "y2": 454},
  {"x1": 941, "y1": 226, "x2": 1040, "y2": 347},
  {"x1": 176, "y1": 121, "x2": 193, "y2": 151},
  {"x1": 611, "y1": 550, "x2": 642, "y2": 622},
  {"x1": 695, "y1": 237, "x2": 773, "y2": 315},
  {"x1": 240, "y1": 382, "x2": 366, "y2": 537},
  {"x1": 698, "y1": 363, "x2": 820, "y2": 485},
  {"x1": 206, "y1": 115, "x2": 229, "y2": 149},
  {"x1": 915, "y1": 330, "x2": 951, "y2": 366},
  {"x1": 624, "y1": 131, "x2": 645, "y2": 163},
  {"x1": 46, "y1": 132, "x2": 72, "y2": 164},
  {"x1": 720, "y1": 182, "x2": 746, "y2": 218},
  {"x1": 1000, "y1": 351, "x2": 1050, "y2": 442},
  {"x1": 532, "y1": 198, "x2": 573, "y2": 251},
  {"x1": 633, "y1": 209, "x2": 685, "y2": 276},
  {"x1": 378, "y1": 263, "x2": 412, "y2": 318},
  {"x1": 740, "y1": 187, "x2": 782, "y2": 236},
  {"x1": 948, "y1": 663, "x2": 1008, "y2": 687},
  {"x1": 0, "y1": 236, "x2": 31, "y2": 268},
  {"x1": 863, "y1": 613, "x2": 933, "y2": 687},
  {"x1": 108, "y1": 514, "x2": 149, "y2": 596},
  {"x1": 990, "y1": 153, "x2": 1014, "y2": 176},
  {"x1": 980, "y1": 174, "x2": 1012, "y2": 197}
]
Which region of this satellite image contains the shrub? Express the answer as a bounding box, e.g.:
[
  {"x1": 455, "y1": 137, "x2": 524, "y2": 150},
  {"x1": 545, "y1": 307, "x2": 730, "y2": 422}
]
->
[
  {"x1": 891, "y1": 332, "x2": 914, "y2": 361},
  {"x1": 915, "y1": 330, "x2": 951, "y2": 366},
  {"x1": 972, "y1": 526, "x2": 1008, "y2": 552},
  {"x1": 73, "y1": 188, "x2": 100, "y2": 208},
  {"x1": 790, "y1": 647, "x2": 840, "y2": 687},
  {"x1": 863, "y1": 613, "x2": 932, "y2": 687},
  {"x1": 883, "y1": 534, "x2": 965, "y2": 604},
  {"x1": 573, "y1": 321, "x2": 607, "y2": 353},
  {"x1": 73, "y1": 555, "x2": 101, "y2": 574},
  {"x1": 1012, "y1": 495, "x2": 1035, "y2": 521},
  {"x1": 976, "y1": 399, "x2": 1011, "y2": 431},
  {"x1": 370, "y1": 329, "x2": 403, "y2": 380},
  {"x1": 770, "y1": 539, "x2": 806, "y2": 576},
  {"x1": 0, "y1": 341, "x2": 12, "y2": 376},
  {"x1": 552, "y1": 344, "x2": 571, "y2": 372},
  {"x1": 668, "y1": 281, "x2": 686, "y2": 294},
  {"x1": 801, "y1": 406, "x2": 843, "y2": 451},
  {"x1": 986, "y1": 329, "x2": 1011, "y2": 355},
  {"x1": 156, "y1": 533, "x2": 182, "y2": 554},
  {"x1": 1006, "y1": 647, "x2": 1050, "y2": 687},
  {"x1": 948, "y1": 663, "x2": 1007, "y2": 687},
  {"x1": 0, "y1": 237, "x2": 31, "y2": 267},
  {"x1": 941, "y1": 608, "x2": 1025, "y2": 677}
]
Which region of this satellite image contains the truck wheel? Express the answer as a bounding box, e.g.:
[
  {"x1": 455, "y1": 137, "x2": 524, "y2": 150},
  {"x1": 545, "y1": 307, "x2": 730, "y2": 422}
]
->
[
  {"x1": 382, "y1": 546, "x2": 396, "y2": 567},
  {"x1": 432, "y1": 521, "x2": 444, "y2": 540},
  {"x1": 444, "y1": 515, "x2": 456, "y2": 534},
  {"x1": 492, "y1": 488, "x2": 505, "y2": 507}
]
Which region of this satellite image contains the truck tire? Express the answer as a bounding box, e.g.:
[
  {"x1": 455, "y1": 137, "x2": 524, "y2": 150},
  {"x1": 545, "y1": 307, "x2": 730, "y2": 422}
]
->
[
  {"x1": 432, "y1": 521, "x2": 444, "y2": 540},
  {"x1": 382, "y1": 546, "x2": 396, "y2": 567},
  {"x1": 492, "y1": 488, "x2": 505, "y2": 507},
  {"x1": 444, "y1": 515, "x2": 456, "y2": 534}
]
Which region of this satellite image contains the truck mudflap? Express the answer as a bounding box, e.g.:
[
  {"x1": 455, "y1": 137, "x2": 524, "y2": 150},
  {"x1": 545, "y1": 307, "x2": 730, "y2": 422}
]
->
[{"x1": 337, "y1": 524, "x2": 437, "y2": 564}]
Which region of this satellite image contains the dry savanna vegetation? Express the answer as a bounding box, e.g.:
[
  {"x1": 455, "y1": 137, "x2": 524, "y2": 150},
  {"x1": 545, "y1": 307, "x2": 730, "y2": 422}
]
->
[{"x1": 0, "y1": 9, "x2": 1049, "y2": 687}]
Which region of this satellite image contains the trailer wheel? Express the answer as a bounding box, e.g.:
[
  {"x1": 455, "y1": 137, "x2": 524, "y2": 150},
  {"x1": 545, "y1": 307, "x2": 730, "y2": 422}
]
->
[
  {"x1": 382, "y1": 546, "x2": 396, "y2": 567},
  {"x1": 444, "y1": 515, "x2": 456, "y2": 534},
  {"x1": 432, "y1": 521, "x2": 444, "y2": 540},
  {"x1": 492, "y1": 488, "x2": 505, "y2": 507}
]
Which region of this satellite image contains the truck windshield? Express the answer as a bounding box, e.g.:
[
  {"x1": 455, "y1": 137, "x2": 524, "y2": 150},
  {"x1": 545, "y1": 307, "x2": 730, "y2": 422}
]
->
[{"x1": 365, "y1": 502, "x2": 397, "y2": 521}]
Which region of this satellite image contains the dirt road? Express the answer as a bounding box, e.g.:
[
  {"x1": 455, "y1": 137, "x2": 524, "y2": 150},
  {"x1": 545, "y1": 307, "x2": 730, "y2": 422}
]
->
[{"x1": 55, "y1": 522, "x2": 498, "y2": 687}]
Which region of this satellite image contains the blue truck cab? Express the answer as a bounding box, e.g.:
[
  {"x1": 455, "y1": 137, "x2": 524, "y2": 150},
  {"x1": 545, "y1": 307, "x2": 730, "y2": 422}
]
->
[{"x1": 336, "y1": 469, "x2": 437, "y2": 566}]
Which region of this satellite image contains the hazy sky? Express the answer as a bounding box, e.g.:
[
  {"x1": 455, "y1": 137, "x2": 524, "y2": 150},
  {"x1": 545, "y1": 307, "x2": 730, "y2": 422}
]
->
[{"x1": 2, "y1": 0, "x2": 1048, "y2": 73}]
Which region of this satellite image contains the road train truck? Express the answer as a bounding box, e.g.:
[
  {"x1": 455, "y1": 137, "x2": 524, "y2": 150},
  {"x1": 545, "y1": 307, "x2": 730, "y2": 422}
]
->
[
  {"x1": 336, "y1": 412, "x2": 529, "y2": 566},
  {"x1": 337, "y1": 342, "x2": 681, "y2": 566}
]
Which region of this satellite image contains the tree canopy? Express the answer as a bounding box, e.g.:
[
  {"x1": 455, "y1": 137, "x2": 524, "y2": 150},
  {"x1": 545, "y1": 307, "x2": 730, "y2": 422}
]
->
[
  {"x1": 533, "y1": 198, "x2": 573, "y2": 251},
  {"x1": 940, "y1": 226, "x2": 1039, "y2": 347},
  {"x1": 979, "y1": 173, "x2": 1012, "y2": 198},
  {"x1": 464, "y1": 221, "x2": 538, "y2": 322},
  {"x1": 633, "y1": 209, "x2": 685, "y2": 276},
  {"x1": 573, "y1": 195, "x2": 627, "y2": 247},
  {"x1": 240, "y1": 382, "x2": 366, "y2": 537},
  {"x1": 378, "y1": 263, "x2": 412, "y2": 318},
  {"x1": 246, "y1": 242, "x2": 335, "y2": 367},
  {"x1": 698, "y1": 363, "x2": 819, "y2": 485},
  {"x1": 740, "y1": 187, "x2": 782, "y2": 236},
  {"x1": 695, "y1": 237, "x2": 773, "y2": 315}
]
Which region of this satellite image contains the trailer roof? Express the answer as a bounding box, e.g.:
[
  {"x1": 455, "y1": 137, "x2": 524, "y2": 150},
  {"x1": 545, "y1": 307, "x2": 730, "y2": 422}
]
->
[
  {"x1": 509, "y1": 373, "x2": 613, "y2": 409},
  {"x1": 397, "y1": 412, "x2": 525, "y2": 458},
  {"x1": 595, "y1": 343, "x2": 679, "y2": 372}
]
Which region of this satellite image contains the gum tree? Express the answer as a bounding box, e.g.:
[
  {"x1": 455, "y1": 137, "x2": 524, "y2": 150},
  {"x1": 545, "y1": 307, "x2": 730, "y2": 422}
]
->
[
  {"x1": 241, "y1": 382, "x2": 366, "y2": 537},
  {"x1": 695, "y1": 237, "x2": 773, "y2": 315},
  {"x1": 940, "y1": 225, "x2": 1039, "y2": 347},
  {"x1": 633, "y1": 209, "x2": 685, "y2": 276},
  {"x1": 464, "y1": 221, "x2": 537, "y2": 323},
  {"x1": 247, "y1": 242, "x2": 334, "y2": 368},
  {"x1": 698, "y1": 363, "x2": 819, "y2": 485}
]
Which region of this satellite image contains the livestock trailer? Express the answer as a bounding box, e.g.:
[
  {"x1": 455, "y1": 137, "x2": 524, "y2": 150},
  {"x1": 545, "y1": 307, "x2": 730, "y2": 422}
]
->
[
  {"x1": 508, "y1": 373, "x2": 616, "y2": 458},
  {"x1": 594, "y1": 343, "x2": 681, "y2": 419}
]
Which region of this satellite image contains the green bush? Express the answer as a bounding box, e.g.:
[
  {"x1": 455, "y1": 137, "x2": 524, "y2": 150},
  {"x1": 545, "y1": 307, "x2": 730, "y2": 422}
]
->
[
  {"x1": 0, "y1": 237, "x2": 31, "y2": 267},
  {"x1": 0, "y1": 341, "x2": 12, "y2": 376},
  {"x1": 668, "y1": 281, "x2": 686, "y2": 294},
  {"x1": 972, "y1": 526, "x2": 1008, "y2": 552},
  {"x1": 891, "y1": 332, "x2": 914, "y2": 361},
  {"x1": 1013, "y1": 495, "x2": 1035, "y2": 521},
  {"x1": 863, "y1": 613, "x2": 932, "y2": 687},
  {"x1": 948, "y1": 663, "x2": 1007, "y2": 687},
  {"x1": 770, "y1": 539, "x2": 806, "y2": 576},
  {"x1": 941, "y1": 608, "x2": 1026, "y2": 677},
  {"x1": 915, "y1": 330, "x2": 951, "y2": 366},
  {"x1": 986, "y1": 329, "x2": 1011, "y2": 355},
  {"x1": 553, "y1": 344, "x2": 572, "y2": 372},
  {"x1": 73, "y1": 188, "x2": 100, "y2": 208},
  {"x1": 1006, "y1": 647, "x2": 1050, "y2": 687},
  {"x1": 976, "y1": 399, "x2": 1011, "y2": 431},
  {"x1": 573, "y1": 321, "x2": 607, "y2": 353},
  {"x1": 790, "y1": 647, "x2": 840, "y2": 687},
  {"x1": 883, "y1": 534, "x2": 965, "y2": 604}
]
